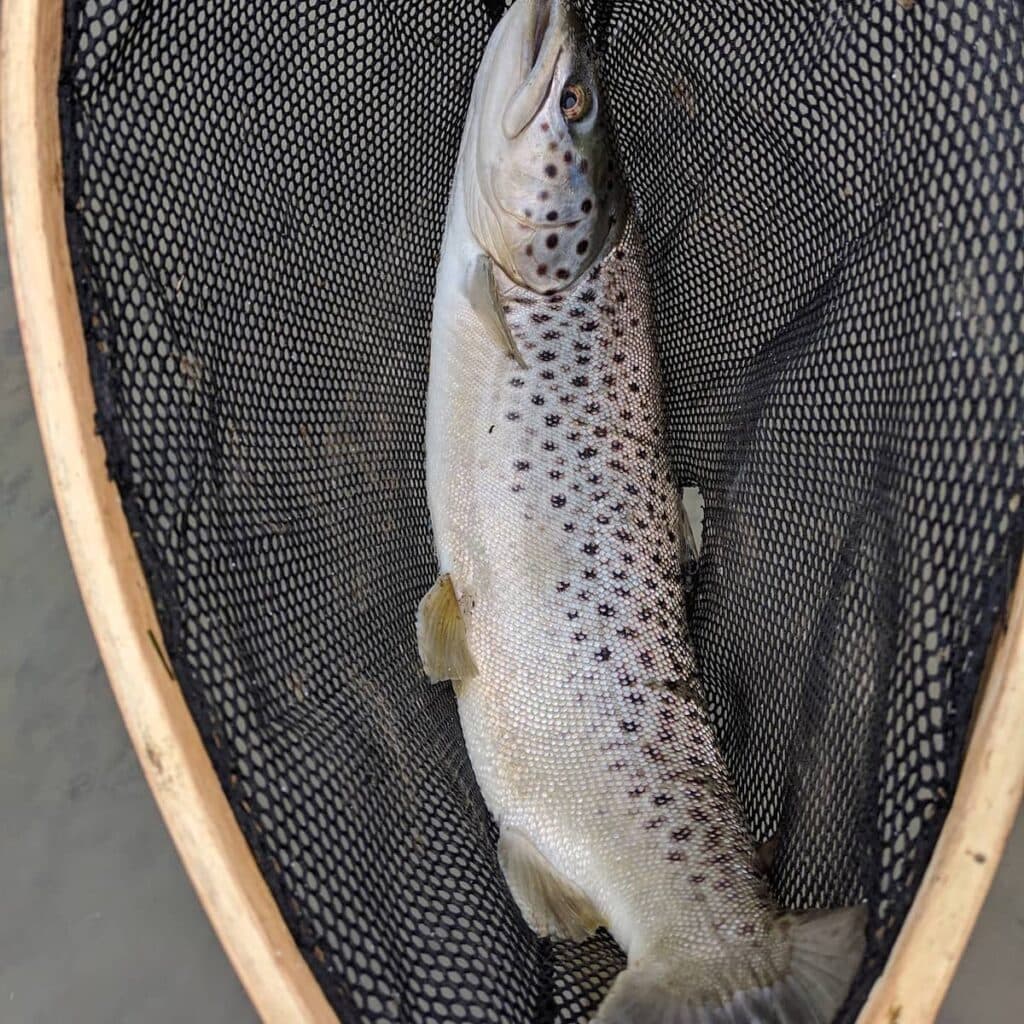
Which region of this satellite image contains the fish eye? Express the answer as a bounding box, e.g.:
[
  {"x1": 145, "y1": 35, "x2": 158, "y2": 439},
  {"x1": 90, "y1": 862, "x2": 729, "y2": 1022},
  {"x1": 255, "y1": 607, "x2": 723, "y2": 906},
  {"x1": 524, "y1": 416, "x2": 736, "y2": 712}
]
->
[{"x1": 560, "y1": 84, "x2": 590, "y2": 123}]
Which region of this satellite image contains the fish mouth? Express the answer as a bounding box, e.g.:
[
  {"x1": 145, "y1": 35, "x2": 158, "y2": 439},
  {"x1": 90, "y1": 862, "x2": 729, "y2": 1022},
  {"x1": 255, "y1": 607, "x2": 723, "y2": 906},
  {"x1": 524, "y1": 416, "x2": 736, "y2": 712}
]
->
[
  {"x1": 503, "y1": 0, "x2": 566, "y2": 139},
  {"x1": 531, "y1": 0, "x2": 554, "y2": 65}
]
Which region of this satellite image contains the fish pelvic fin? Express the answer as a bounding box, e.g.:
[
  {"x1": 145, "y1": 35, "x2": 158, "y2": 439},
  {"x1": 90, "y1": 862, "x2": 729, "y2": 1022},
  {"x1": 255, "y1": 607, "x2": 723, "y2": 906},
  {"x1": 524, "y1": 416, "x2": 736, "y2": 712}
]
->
[
  {"x1": 416, "y1": 574, "x2": 478, "y2": 683},
  {"x1": 594, "y1": 904, "x2": 867, "y2": 1024},
  {"x1": 498, "y1": 827, "x2": 604, "y2": 942}
]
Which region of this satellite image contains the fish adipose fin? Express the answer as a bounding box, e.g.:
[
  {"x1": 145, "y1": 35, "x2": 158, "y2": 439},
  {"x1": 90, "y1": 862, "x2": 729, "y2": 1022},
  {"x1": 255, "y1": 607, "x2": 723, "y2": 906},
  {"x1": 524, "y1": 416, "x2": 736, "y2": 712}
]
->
[
  {"x1": 755, "y1": 834, "x2": 780, "y2": 875},
  {"x1": 595, "y1": 904, "x2": 867, "y2": 1024},
  {"x1": 499, "y1": 827, "x2": 604, "y2": 942},
  {"x1": 416, "y1": 574, "x2": 478, "y2": 683},
  {"x1": 466, "y1": 254, "x2": 528, "y2": 369}
]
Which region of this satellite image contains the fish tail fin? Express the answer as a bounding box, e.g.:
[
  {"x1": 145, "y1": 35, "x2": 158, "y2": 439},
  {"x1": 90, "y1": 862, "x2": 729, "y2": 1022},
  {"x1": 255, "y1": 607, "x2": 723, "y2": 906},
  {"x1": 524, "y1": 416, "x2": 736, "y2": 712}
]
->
[
  {"x1": 595, "y1": 904, "x2": 866, "y2": 1024},
  {"x1": 782, "y1": 904, "x2": 868, "y2": 1020}
]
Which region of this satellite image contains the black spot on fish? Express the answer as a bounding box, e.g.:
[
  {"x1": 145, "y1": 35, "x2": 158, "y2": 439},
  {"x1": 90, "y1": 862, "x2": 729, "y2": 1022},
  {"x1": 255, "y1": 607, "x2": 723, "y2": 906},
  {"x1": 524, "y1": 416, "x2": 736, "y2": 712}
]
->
[
  {"x1": 546, "y1": 210, "x2": 559, "y2": 222},
  {"x1": 545, "y1": 164, "x2": 557, "y2": 178},
  {"x1": 551, "y1": 495, "x2": 566, "y2": 508},
  {"x1": 582, "y1": 199, "x2": 593, "y2": 213},
  {"x1": 577, "y1": 239, "x2": 590, "y2": 255},
  {"x1": 620, "y1": 720, "x2": 638, "y2": 732},
  {"x1": 546, "y1": 234, "x2": 559, "y2": 249},
  {"x1": 653, "y1": 794, "x2": 674, "y2": 806}
]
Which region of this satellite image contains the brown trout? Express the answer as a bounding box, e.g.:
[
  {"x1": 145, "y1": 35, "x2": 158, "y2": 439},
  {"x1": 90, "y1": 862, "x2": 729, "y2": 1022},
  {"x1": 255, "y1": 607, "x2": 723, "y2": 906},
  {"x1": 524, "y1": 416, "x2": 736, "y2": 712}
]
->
[{"x1": 418, "y1": 2, "x2": 866, "y2": 1020}]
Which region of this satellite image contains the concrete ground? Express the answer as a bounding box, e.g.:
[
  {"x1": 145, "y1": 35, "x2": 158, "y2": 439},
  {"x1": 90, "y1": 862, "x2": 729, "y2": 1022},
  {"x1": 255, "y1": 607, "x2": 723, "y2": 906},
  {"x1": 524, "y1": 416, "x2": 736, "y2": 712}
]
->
[{"x1": 1, "y1": 222, "x2": 1021, "y2": 1022}]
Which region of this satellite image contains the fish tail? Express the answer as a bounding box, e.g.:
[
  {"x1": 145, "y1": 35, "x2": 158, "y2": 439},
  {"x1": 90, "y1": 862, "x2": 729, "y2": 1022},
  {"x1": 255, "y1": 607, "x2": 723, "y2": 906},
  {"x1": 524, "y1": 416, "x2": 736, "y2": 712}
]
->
[{"x1": 594, "y1": 904, "x2": 867, "y2": 1024}]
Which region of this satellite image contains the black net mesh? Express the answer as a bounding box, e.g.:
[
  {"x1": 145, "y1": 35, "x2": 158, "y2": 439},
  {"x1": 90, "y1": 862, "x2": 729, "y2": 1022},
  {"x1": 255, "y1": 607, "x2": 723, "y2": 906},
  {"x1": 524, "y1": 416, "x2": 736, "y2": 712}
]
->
[{"x1": 59, "y1": 0, "x2": 1023, "y2": 1020}]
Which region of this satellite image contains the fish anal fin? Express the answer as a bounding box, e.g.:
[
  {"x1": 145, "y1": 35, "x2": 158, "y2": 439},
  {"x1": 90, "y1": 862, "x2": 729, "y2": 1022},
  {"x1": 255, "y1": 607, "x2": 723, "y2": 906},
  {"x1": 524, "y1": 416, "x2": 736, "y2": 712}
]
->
[
  {"x1": 416, "y1": 574, "x2": 478, "y2": 683},
  {"x1": 466, "y1": 254, "x2": 527, "y2": 368},
  {"x1": 498, "y1": 827, "x2": 603, "y2": 943}
]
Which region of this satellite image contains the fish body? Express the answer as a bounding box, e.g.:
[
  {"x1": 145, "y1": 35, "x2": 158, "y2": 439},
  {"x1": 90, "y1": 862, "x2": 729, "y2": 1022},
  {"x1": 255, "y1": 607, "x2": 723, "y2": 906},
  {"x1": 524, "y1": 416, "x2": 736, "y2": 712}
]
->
[{"x1": 419, "y1": 3, "x2": 865, "y2": 1021}]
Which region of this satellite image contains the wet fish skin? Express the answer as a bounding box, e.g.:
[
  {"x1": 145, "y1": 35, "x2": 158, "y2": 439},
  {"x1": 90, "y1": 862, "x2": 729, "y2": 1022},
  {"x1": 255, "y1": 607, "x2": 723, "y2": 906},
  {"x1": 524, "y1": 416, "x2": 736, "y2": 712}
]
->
[{"x1": 419, "y1": 3, "x2": 866, "y2": 1021}]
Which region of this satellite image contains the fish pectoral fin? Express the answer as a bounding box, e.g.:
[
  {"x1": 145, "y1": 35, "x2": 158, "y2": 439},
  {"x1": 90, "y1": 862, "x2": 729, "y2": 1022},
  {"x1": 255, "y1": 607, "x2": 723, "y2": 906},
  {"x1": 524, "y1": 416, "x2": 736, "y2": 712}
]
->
[
  {"x1": 498, "y1": 828, "x2": 604, "y2": 943},
  {"x1": 465, "y1": 254, "x2": 528, "y2": 368},
  {"x1": 416, "y1": 574, "x2": 478, "y2": 683}
]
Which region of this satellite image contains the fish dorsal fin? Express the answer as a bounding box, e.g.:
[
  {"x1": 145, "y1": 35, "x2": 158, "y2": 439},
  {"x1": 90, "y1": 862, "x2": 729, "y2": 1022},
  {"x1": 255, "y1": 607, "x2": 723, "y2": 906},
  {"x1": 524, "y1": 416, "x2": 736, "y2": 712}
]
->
[
  {"x1": 465, "y1": 254, "x2": 528, "y2": 368},
  {"x1": 416, "y1": 574, "x2": 478, "y2": 683}
]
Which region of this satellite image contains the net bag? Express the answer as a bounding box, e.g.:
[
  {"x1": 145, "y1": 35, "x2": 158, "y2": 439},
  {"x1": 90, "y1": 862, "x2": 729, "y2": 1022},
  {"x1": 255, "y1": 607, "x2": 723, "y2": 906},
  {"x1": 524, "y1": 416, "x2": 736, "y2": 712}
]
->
[{"x1": 4, "y1": 0, "x2": 1023, "y2": 1021}]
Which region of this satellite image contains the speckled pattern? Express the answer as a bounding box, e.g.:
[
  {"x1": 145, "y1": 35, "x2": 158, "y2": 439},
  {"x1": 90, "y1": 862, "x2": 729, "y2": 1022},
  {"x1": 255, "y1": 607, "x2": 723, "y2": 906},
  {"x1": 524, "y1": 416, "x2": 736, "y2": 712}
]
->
[{"x1": 445, "y1": 218, "x2": 786, "y2": 1003}]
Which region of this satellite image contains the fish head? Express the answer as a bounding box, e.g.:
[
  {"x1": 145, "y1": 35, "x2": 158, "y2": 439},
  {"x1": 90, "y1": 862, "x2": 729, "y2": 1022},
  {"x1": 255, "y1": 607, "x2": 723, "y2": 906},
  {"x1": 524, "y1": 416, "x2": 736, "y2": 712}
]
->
[{"x1": 463, "y1": 0, "x2": 621, "y2": 294}]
